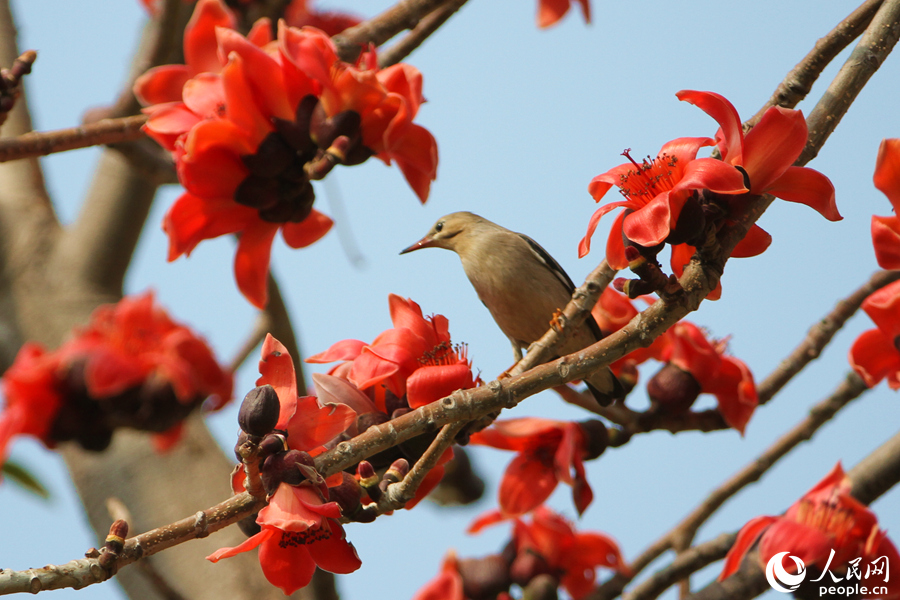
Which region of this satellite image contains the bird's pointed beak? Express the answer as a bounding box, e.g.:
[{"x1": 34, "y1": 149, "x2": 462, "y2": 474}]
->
[{"x1": 399, "y1": 235, "x2": 435, "y2": 255}]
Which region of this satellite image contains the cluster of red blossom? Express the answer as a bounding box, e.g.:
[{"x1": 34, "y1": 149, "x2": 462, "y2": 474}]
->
[
  {"x1": 0, "y1": 293, "x2": 232, "y2": 459},
  {"x1": 136, "y1": 0, "x2": 438, "y2": 308}
]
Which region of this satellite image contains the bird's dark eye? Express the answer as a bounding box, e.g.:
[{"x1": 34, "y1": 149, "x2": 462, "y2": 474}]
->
[{"x1": 435, "y1": 222, "x2": 444, "y2": 232}]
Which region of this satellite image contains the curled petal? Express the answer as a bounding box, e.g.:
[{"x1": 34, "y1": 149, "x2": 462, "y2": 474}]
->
[
  {"x1": 862, "y1": 279, "x2": 900, "y2": 339},
  {"x1": 406, "y1": 362, "x2": 474, "y2": 409},
  {"x1": 731, "y1": 224, "x2": 772, "y2": 258},
  {"x1": 741, "y1": 106, "x2": 809, "y2": 192},
  {"x1": 281, "y1": 209, "x2": 333, "y2": 249},
  {"x1": 720, "y1": 515, "x2": 778, "y2": 580},
  {"x1": 234, "y1": 220, "x2": 279, "y2": 309},
  {"x1": 258, "y1": 334, "x2": 299, "y2": 428},
  {"x1": 163, "y1": 192, "x2": 253, "y2": 260},
  {"x1": 306, "y1": 521, "x2": 362, "y2": 574},
  {"x1": 134, "y1": 65, "x2": 192, "y2": 106},
  {"x1": 621, "y1": 191, "x2": 680, "y2": 247},
  {"x1": 287, "y1": 396, "x2": 356, "y2": 450},
  {"x1": 578, "y1": 201, "x2": 629, "y2": 258},
  {"x1": 873, "y1": 215, "x2": 900, "y2": 270},
  {"x1": 306, "y1": 339, "x2": 367, "y2": 364},
  {"x1": 766, "y1": 166, "x2": 840, "y2": 221},
  {"x1": 206, "y1": 528, "x2": 273, "y2": 563},
  {"x1": 498, "y1": 452, "x2": 558, "y2": 517},
  {"x1": 184, "y1": 0, "x2": 236, "y2": 74},
  {"x1": 849, "y1": 328, "x2": 900, "y2": 389},
  {"x1": 874, "y1": 138, "x2": 900, "y2": 211},
  {"x1": 676, "y1": 90, "x2": 744, "y2": 163}
]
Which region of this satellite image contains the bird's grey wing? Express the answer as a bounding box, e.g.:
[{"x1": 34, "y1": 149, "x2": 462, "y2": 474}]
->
[
  {"x1": 518, "y1": 232, "x2": 605, "y2": 342},
  {"x1": 517, "y1": 233, "x2": 576, "y2": 293}
]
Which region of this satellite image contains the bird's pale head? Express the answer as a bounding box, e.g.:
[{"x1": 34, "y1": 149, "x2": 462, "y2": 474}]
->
[{"x1": 399, "y1": 211, "x2": 485, "y2": 255}]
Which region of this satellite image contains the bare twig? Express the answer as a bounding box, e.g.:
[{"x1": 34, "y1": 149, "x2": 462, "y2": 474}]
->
[
  {"x1": 757, "y1": 269, "x2": 900, "y2": 404},
  {"x1": 333, "y1": 0, "x2": 448, "y2": 61},
  {"x1": 0, "y1": 49, "x2": 36, "y2": 128},
  {"x1": 0, "y1": 115, "x2": 147, "y2": 163},
  {"x1": 378, "y1": 0, "x2": 470, "y2": 68},
  {"x1": 229, "y1": 314, "x2": 272, "y2": 374},
  {"x1": 592, "y1": 372, "x2": 869, "y2": 600},
  {"x1": 682, "y1": 429, "x2": 900, "y2": 600},
  {"x1": 744, "y1": 0, "x2": 884, "y2": 129},
  {"x1": 799, "y1": 0, "x2": 900, "y2": 165}
]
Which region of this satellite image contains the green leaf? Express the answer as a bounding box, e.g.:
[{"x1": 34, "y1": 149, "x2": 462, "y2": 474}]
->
[{"x1": 2, "y1": 459, "x2": 50, "y2": 499}]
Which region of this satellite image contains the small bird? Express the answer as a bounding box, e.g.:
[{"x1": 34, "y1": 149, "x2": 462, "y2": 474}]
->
[{"x1": 400, "y1": 211, "x2": 623, "y2": 406}]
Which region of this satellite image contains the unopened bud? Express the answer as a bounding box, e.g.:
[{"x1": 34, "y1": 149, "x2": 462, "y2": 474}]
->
[
  {"x1": 647, "y1": 363, "x2": 701, "y2": 414},
  {"x1": 261, "y1": 449, "x2": 314, "y2": 492},
  {"x1": 238, "y1": 385, "x2": 280, "y2": 437},
  {"x1": 328, "y1": 472, "x2": 364, "y2": 517},
  {"x1": 383, "y1": 458, "x2": 409, "y2": 484},
  {"x1": 578, "y1": 420, "x2": 609, "y2": 460},
  {"x1": 457, "y1": 554, "x2": 512, "y2": 600}
]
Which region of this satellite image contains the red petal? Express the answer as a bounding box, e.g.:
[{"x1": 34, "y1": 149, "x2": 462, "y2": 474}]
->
[
  {"x1": 163, "y1": 192, "x2": 253, "y2": 260},
  {"x1": 257, "y1": 530, "x2": 317, "y2": 594},
  {"x1": 873, "y1": 215, "x2": 900, "y2": 269},
  {"x1": 766, "y1": 166, "x2": 840, "y2": 221},
  {"x1": 498, "y1": 453, "x2": 558, "y2": 517},
  {"x1": 874, "y1": 138, "x2": 900, "y2": 212},
  {"x1": 731, "y1": 224, "x2": 772, "y2": 258},
  {"x1": 184, "y1": 0, "x2": 235, "y2": 74},
  {"x1": 307, "y1": 521, "x2": 362, "y2": 574},
  {"x1": 849, "y1": 328, "x2": 900, "y2": 388},
  {"x1": 182, "y1": 73, "x2": 225, "y2": 118},
  {"x1": 221, "y1": 54, "x2": 271, "y2": 142},
  {"x1": 258, "y1": 334, "x2": 299, "y2": 428},
  {"x1": 179, "y1": 119, "x2": 252, "y2": 198},
  {"x1": 742, "y1": 106, "x2": 808, "y2": 192},
  {"x1": 537, "y1": 0, "x2": 571, "y2": 27},
  {"x1": 234, "y1": 220, "x2": 279, "y2": 309},
  {"x1": 406, "y1": 363, "x2": 474, "y2": 409},
  {"x1": 206, "y1": 528, "x2": 273, "y2": 562},
  {"x1": 217, "y1": 28, "x2": 293, "y2": 120},
  {"x1": 287, "y1": 396, "x2": 356, "y2": 450},
  {"x1": 277, "y1": 22, "x2": 338, "y2": 86},
  {"x1": 389, "y1": 124, "x2": 438, "y2": 203},
  {"x1": 311, "y1": 373, "x2": 378, "y2": 416},
  {"x1": 676, "y1": 90, "x2": 743, "y2": 163},
  {"x1": 719, "y1": 515, "x2": 777, "y2": 580},
  {"x1": 466, "y1": 509, "x2": 507, "y2": 535},
  {"x1": 134, "y1": 65, "x2": 192, "y2": 106},
  {"x1": 281, "y1": 209, "x2": 333, "y2": 248},
  {"x1": 151, "y1": 423, "x2": 185, "y2": 453},
  {"x1": 605, "y1": 210, "x2": 629, "y2": 269},
  {"x1": 306, "y1": 339, "x2": 367, "y2": 364},
  {"x1": 862, "y1": 279, "x2": 900, "y2": 339},
  {"x1": 676, "y1": 157, "x2": 748, "y2": 195},
  {"x1": 578, "y1": 201, "x2": 627, "y2": 258},
  {"x1": 708, "y1": 356, "x2": 758, "y2": 435},
  {"x1": 758, "y1": 519, "x2": 833, "y2": 571}
]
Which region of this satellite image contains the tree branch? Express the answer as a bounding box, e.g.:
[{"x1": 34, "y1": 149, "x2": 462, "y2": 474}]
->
[
  {"x1": 332, "y1": 0, "x2": 449, "y2": 62},
  {"x1": 744, "y1": 0, "x2": 884, "y2": 129},
  {"x1": 0, "y1": 115, "x2": 147, "y2": 163},
  {"x1": 377, "y1": 0, "x2": 470, "y2": 68}
]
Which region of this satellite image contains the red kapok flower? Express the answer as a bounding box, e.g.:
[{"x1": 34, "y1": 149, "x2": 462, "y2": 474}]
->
[
  {"x1": 284, "y1": 0, "x2": 361, "y2": 35},
  {"x1": 412, "y1": 552, "x2": 466, "y2": 600},
  {"x1": 307, "y1": 294, "x2": 478, "y2": 412},
  {"x1": 469, "y1": 418, "x2": 598, "y2": 516},
  {"x1": 676, "y1": 89, "x2": 840, "y2": 222},
  {"x1": 138, "y1": 2, "x2": 438, "y2": 308},
  {"x1": 850, "y1": 279, "x2": 900, "y2": 389},
  {"x1": 469, "y1": 505, "x2": 627, "y2": 600},
  {"x1": 208, "y1": 334, "x2": 359, "y2": 594},
  {"x1": 721, "y1": 463, "x2": 900, "y2": 599},
  {"x1": 578, "y1": 138, "x2": 748, "y2": 267},
  {"x1": 537, "y1": 0, "x2": 590, "y2": 29},
  {"x1": 649, "y1": 322, "x2": 757, "y2": 434},
  {"x1": 591, "y1": 288, "x2": 669, "y2": 382},
  {"x1": 871, "y1": 139, "x2": 900, "y2": 269},
  {"x1": 0, "y1": 292, "x2": 232, "y2": 460}
]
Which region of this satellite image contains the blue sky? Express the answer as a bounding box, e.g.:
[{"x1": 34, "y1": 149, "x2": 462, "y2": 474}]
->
[{"x1": 2, "y1": 1, "x2": 900, "y2": 599}]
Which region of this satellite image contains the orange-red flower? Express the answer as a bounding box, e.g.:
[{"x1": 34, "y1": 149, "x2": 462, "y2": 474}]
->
[
  {"x1": 850, "y1": 279, "x2": 900, "y2": 389},
  {"x1": 871, "y1": 139, "x2": 900, "y2": 269},
  {"x1": 537, "y1": 0, "x2": 590, "y2": 29},
  {"x1": 591, "y1": 288, "x2": 669, "y2": 382},
  {"x1": 412, "y1": 553, "x2": 466, "y2": 600},
  {"x1": 469, "y1": 418, "x2": 598, "y2": 516},
  {"x1": 307, "y1": 294, "x2": 478, "y2": 412},
  {"x1": 579, "y1": 138, "x2": 748, "y2": 267},
  {"x1": 469, "y1": 505, "x2": 627, "y2": 600},
  {"x1": 0, "y1": 292, "x2": 232, "y2": 461},
  {"x1": 676, "y1": 89, "x2": 840, "y2": 222},
  {"x1": 208, "y1": 335, "x2": 359, "y2": 594},
  {"x1": 136, "y1": 0, "x2": 438, "y2": 308},
  {"x1": 649, "y1": 322, "x2": 757, "y2": 434},
  {"x1": 721, "y1": 463, "x2": 900, "y2": 598}
]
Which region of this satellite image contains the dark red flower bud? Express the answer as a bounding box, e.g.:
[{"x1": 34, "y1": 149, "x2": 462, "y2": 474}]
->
[
  {"x1": 234, "y1": 175, "x2": 280, "y2": 209},
  {"x1": 510, "y1": 550, "x2": 556, "y2": 587},
  {"x1": 665, "y1": 193, "x2": 706, "y2": 246},
  {"x1": 428, "y1": 447, "x2": 485, "y2": 506},
  {"x1": 256, "y1": 432, "x2": 288, "y2": 460},
  {"x1": 237, "y1": 511, "x2": 262, "y2": 538},
  {"x1": 457, "y1": 555, "x2": 512, "y2": 600},
  {"x1": 309, "y1": 105, "x2": 361, "y2": 150},
  {"x1": 383, "y1": 458, "x2": 409, "y2": 484},
  {"x1": 647, "y1": 363, "x2": 701, "y2": 414},
  {"x1": 238, "y1": 385, "x2": 280, "y2": 437},
  {"x1": 578, "y1": 419, "x2": 609, "y2": 460},
  {"x1": 357, "y1": 460, "x2": 382, "y2": 502},
  {"x1": 328, "y1": 472, "x2": 365, "y2": 519},
  {"x1": 261, "y1": 449, "x2": 314, "y2": 493},
  {"x1": 242, "y1": 132, "x2": 296, "y2": 178}
]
